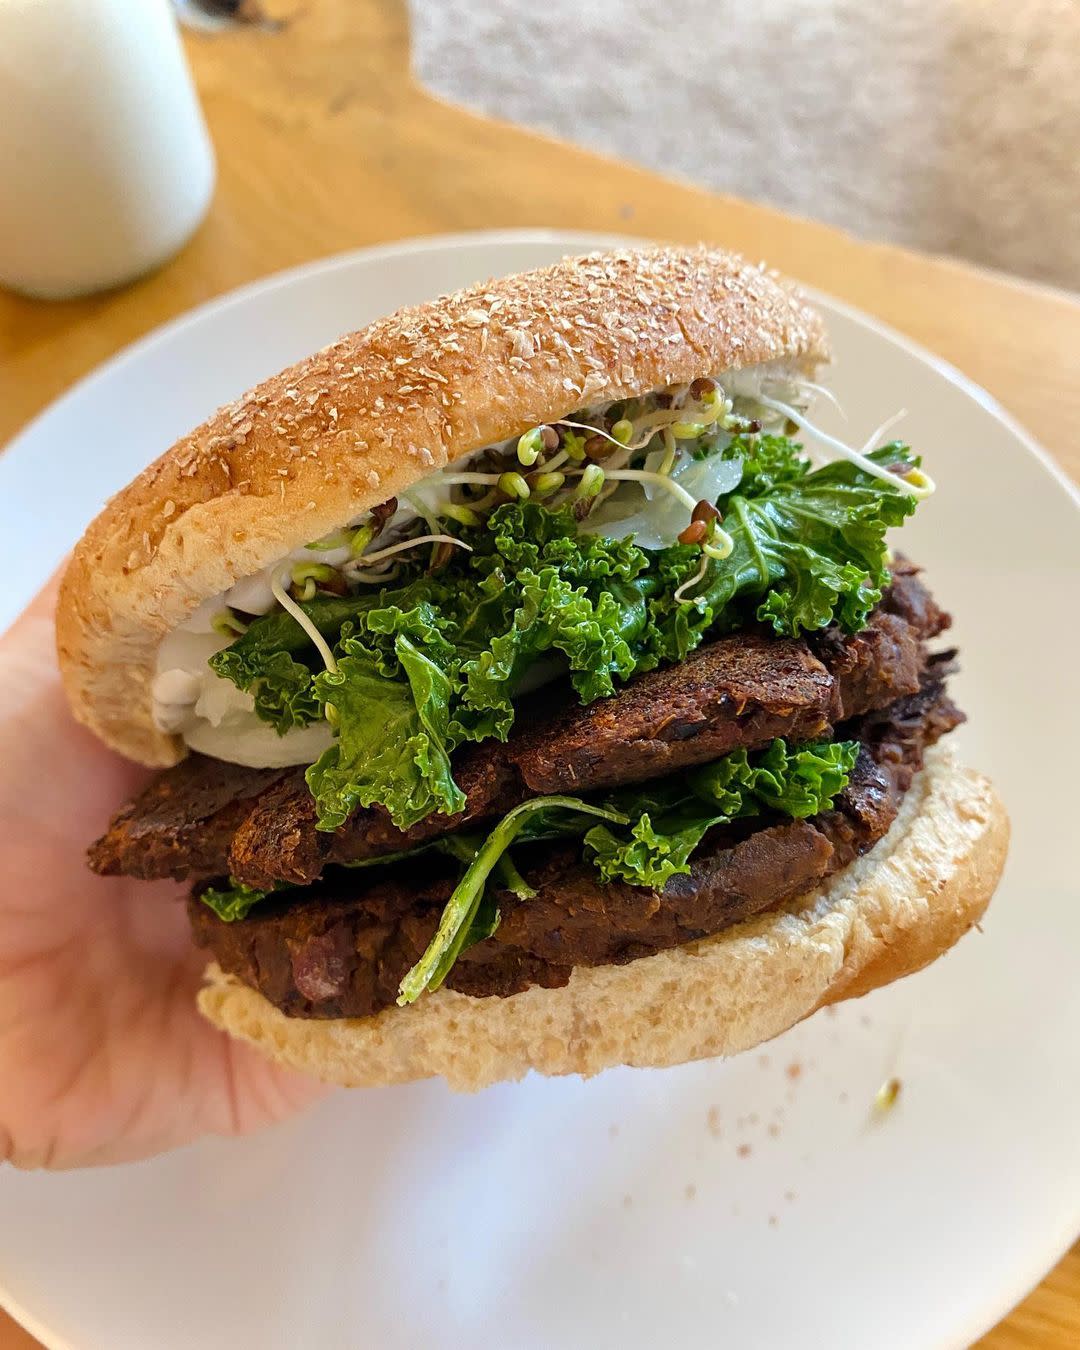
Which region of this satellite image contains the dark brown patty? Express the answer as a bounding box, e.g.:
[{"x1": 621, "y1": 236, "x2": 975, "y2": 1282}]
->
[
  {"x1": 189, "y1": 673, "x2": 963, "y2": 1021},
  {"x1": 91, "y1": 565, "x2": 944, "y2": 888},
  {"x1": 86, "y1": 757, "x2": 292, "y2": 883}
]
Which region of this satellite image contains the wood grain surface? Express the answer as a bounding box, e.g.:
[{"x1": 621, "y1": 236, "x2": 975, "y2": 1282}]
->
[{"x1": 0, "y1": 2, "x2": 1076, "y2": 1345}]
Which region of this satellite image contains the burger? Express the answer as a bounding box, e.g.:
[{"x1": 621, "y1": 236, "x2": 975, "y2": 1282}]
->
[{"x1": 59, "y1": 247, "x2": 1009, "y2": 1091}]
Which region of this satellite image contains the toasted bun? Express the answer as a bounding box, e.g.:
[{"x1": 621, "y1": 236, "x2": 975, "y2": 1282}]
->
[
  {"x1": 56, "y1": 246, "x2": 827, "y2": 767},
  {"x1": 197, "y1": 746, "x2": 1008, "y2": 1091}
]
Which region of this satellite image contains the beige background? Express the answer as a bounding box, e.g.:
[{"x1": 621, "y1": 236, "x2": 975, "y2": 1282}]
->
[{"x1": 411, "y1": 0, "x2": 1080, "y2": 290}]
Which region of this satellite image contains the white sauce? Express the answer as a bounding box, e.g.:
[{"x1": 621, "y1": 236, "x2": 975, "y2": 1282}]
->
[
  {"x1": 153, "y1": 363, "x2": 807, "y2": 768},
  {"x1": 152, "y1": 474, "x2": 460, "y2": 765},
  {"x1": 183, "y1": 710, "x2": 334, "y2": 769},
  {"x1": 153, "y1": 624, "x2": 336, "y2": 767}
]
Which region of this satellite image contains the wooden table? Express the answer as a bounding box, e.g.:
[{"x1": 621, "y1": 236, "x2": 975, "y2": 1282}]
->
[{"x1": 0, "y1": 2, "x2": 1076, "y2": 1345}]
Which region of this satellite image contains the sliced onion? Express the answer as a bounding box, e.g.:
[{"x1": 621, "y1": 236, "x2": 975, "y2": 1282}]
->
[
  {"x1": 581, "y1": 452, "x2": 743, "y2": 549},
  {"x1": 184, "y1": 710, "x2": 334, "y2": 769}
]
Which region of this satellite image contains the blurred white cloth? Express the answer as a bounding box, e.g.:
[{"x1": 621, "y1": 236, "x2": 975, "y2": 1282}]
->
[{"x1": 409, "y1": 0, "x2": 1079, "y2": 290}]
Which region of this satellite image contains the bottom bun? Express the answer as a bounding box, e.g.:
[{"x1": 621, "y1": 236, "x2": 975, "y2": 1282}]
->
[{"x1": 197, "y1": 745, "x2": 1009, "y2": 1092}]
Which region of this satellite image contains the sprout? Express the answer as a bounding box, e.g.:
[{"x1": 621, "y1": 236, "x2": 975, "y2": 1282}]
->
[
  {"x1": 403, "y1": 492, "x2": 446, "y2": 570},
  {"x1": 874, "y1": 1077, "x2": 902, "y2": 1113},
  {"x1": 575, "y1": 463, "x2": 605, "y2": 499},
  {"x1": 437, "y1": 471, "x2": 507, "y2": 487},
  {"x1": 677, "y1": 503, "x2": 734, "y2": 560},
  {"x1": 349, "y1": 564, "x2": 402, "y2": 585},
  {"x1": 291, "y1": 562, "x2": 340, "y2": 586},
  {"x1": 516, "y1": 427, "x2": 543, "y2": 466},
  {"x1": 697, "y1": 500, "x2": 736, "y2": 560},
  {"x1": 211, "y1": 609, "x2": 248, "y2": 639},
  {"x1": 461, "y1": 488, "x2": 501, "y2": 514},
  {"x1": 673, "y1": 552, "x2": 710, "y2": 605},
  {"x1": 691, "y1": 386, "x2": 735, "y2": 428},
  {"x1": 610, "y1": 417, "x2": 634, "y2": 445},
  {"x1": 556, "y1": 418, "x2": 628, "y2": 453},
  {"x1": 634, "y1": 406, "x2": 693, "y2": 434},
  {"x1": 902, "y1": 468, "x2": 933, "y2": 493},
  {"x1": 658, "y1": 426, "x2": 677, "y2": 475},
  {"x1": 672, "y1": 420, "x2": 705, "y2": 440},
  {"x1": 702, "y1": 532, "x2": 734, "y2": 560},
  {"x1": 270, "y1": 569, "x2": 339, "y2": 675},
  {"x1": 757, "y1": 395, "x2": 935, "y2": 500},
  {"x1": 773, "y1": 376, "x2": 847, "y2": 419},
  {"x1": 442, "y1": 502, "x2": 482, "y2": 528},
  {"x1": 529, "y1": 470, "x2": 566, "y2": 497},
  {"x1": 859, "y1": 408, "x2": 908, "y2": 452},
  {"x1": 604, "y1": 468, "x2": 698, "y2": 513},
  {"x1": 561, "y1": 429, "x2": 587, "y2": 462},
  {"x1": 348, "y1": 524, "x2": 375, "y2": 558},
  {"x1": 304, "y1": 527, "x2": 352, "y2": 551},
  {"x1": 539, "y1": 448, "x2": 570, "y2": 474},
  {"x1": 351, "y1": 533, "x2": 473, "y2": 566},
  {"x1": 498, "y1": 471, "x2": 531, "y2": 500}
]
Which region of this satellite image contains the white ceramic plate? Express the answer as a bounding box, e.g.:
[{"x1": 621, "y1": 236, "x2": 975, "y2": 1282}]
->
[{"x1": 1, "y1": 232, "x2": 1078, "y2": 1350}]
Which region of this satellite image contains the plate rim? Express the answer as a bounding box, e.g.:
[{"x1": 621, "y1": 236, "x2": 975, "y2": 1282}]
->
[
  {"x1": 1, "y1": 228, "x2": 1077, "y2": 1350},
  {"x1": 0, "y1": 1289, "x2": 76, "y2": 1350}
]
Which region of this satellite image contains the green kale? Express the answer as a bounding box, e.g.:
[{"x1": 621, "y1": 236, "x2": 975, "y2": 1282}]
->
[
  {"x1": 399, "y1": 737, "x2": 859, "y2": 1003},
  {"x1": 207, "y1": 441, "x2": 915, "y2": 833},
  {"x1": 585, "y1": 738, "x2": 860, "y2": 888},
  {"x1": 307, "y1": 635, "x2": 465, "y2": 832},
  {"x1": 198, "y1": 738, "x2": 859, "y2": 1009},
  {"x1": 199, "y1": 879, "x2": 274, "y2": 922}
]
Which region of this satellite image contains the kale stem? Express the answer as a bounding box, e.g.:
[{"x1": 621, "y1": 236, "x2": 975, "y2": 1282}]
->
[{"x1": 397, "y1": 795, "x2": 628, "y2": 1004}]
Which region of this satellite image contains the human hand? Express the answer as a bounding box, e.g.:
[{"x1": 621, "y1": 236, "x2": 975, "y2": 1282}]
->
[{"x1": 0, "y1": 578, "x2": 329, "y2": 1169}]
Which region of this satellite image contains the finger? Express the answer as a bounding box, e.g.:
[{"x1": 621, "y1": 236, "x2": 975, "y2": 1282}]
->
[
  {"x1": 0, "y1": 565, "x2": 63, "y2": 644},
  {"x1": 0, "y1": 560, "x2": 154, "y2": 812}
]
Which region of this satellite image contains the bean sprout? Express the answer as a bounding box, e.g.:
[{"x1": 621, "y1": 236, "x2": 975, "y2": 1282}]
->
[
  {"x1": 604, "y1": 468, "x2": 699, "y2": 512},
  {"x1": 349, "y1": 568, "x2": 400, "y2": 585},
  {"x1": 673, "y1": 552, "x2": 710, "y2": 604},
  {"x1": 756, "y1": 396, "x2": 934, "y2": 499},
  {"x1": 658, "y1": 427, "x2": 677, "y2": 475},
  {"x1": 436, "y1": 472, "x2": 507, "y2": 487},
  {"x1": 541, "y1": 448, "x2": 570, "y2": 473},
  {"x1": 403, "y1": 494, "x2": 441, "y2": 568},
  {"x1": 352, "y1": 534, "x2": 473, "y2": 567},
  {"x1": 774, "y1": 377, "x2": 847, "y2": 419},
  {"x1": 270, "y1": 569, "x2": 338, "y2": 675},
  {"x1": 860, "y1": 408, "x2": 909, "y2": 452},
  {"x1": 555, "y1": 418, "x2": 627, "y2": 450},
  {"x1": 702, "y1": 531, "x2": 734, "y2": 561}
]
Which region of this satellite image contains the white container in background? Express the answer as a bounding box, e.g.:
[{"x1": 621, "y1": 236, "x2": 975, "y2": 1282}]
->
[{"x1": 0, "y1": 0, "x2": 216, "y2": 300}]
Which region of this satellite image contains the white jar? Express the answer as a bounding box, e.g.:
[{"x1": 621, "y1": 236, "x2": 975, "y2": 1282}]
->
[{"x1": 0, "y1": 0, "x2": 216, "y2": 300}]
